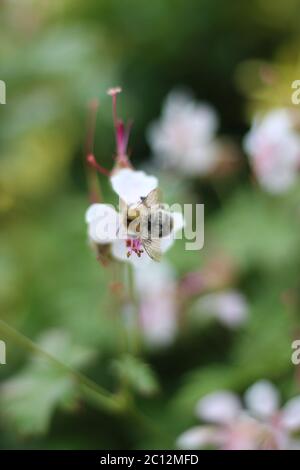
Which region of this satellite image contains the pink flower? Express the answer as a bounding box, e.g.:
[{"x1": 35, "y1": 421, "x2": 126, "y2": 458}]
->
[
  {"x1": 147, "y1": 90, "x2": 219, "y2": 176},
  {"x1": 134, "y1": 261, "x2": 178, "y2": 347},
  {"x1": 177, "y1": 380, "x2": 300, "y2": 450},
  {"x1": 244, "y1": 108, "x2": 300, "y2": 193},
  {"x1": 194, "y1": 290, "x2": 248, "y2": 328}
]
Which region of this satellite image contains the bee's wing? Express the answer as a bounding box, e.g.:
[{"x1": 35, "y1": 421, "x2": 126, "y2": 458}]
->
[
  {"x1": 141, "y1": 188, "x2": 162, "y2": 208},
  {"x1": 142, "y1": 238, "x2": 162, "y2": 262}
]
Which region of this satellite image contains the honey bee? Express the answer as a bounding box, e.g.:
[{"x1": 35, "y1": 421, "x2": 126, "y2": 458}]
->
[{"x1": 124, "y1": 188, "x2": 174, "y2": 262}]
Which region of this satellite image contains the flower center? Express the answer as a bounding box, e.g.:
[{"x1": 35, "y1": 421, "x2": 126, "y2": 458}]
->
[{"x1": 126, "y1": 238, "x2": 144, "y2": 258}]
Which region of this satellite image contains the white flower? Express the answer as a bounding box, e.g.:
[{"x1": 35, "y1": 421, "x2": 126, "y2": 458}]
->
[
  {"x1": 86, "y1": 204, "x2": 119, "y2": 244},
  {"x1": 281, "y1": 396, "x2": 300, "y2": 431},
  {"x1": 110, "y1": 168, "x2": 158, "y2": 206},
  {"x1": 194, "y1": 290, "x2": 248, "y2": 328},
  {"x1": 196, "y1": 391, "x2": 242, "y2": 425},
  {"x1": 134, "y1": 261, "x2": 177, "y2": 347},
  {"x1": 244, "y1": 108, "x2": 300, "y2": 193},
  {"x1": 177, "y1": 426, "x2": 223, "y2": 450},
  {"x1": 178, "y1": 388, "x2": 263, "y2": 450},
  {"x1": 147, "y1": 90, "x2": 219, "y2": 176},
  {"x1": 244, "y1": 380, "x2": 280, "y2": 419},
  {"x1": 177, "y1": 380, "x2": 300, "y2": 450},
  {"x1": 85, "y1": 168, "x2": 184, "y2": 266},
  {"x1": 245, "y1": 381, "x2": 300, "y2": 433}
]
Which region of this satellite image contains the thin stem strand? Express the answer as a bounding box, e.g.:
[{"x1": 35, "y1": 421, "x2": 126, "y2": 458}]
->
[{"x1": 0, "y1": 320, "x2": 122, "y2": 414}]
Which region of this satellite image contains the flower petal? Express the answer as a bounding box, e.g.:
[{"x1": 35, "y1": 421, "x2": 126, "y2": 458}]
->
[
  {"x1": 147, "y1": 90, "x2": 219, "y2": 176},
  {"x1": 244, "y1": 380, "x2": 279, "y2": 419},
  {"x1": 176, "y1": 425, "x2": 223, "y2": 450},
  {"x1": 160, "y1": 237, "x2": 174, "y2": 253},
  {"x1": 196, "y1": 391, "x2": 241, "y2": 424},
  {"x1": 172, "y1": 211, "x2": 185, "y2": 232},
  {"x1": 243, "y1": 108, "x2": 300, "y2": 194},
  {"x1": 281, "y1": 397, "x2": 300, "y2": 431},
  {"x1": 85, "y1": 204, "x2": 106, "y2": 223},
  {"x1": 111, "y1": 240, "x2": 151, "y2": 267},
  {"x1": 86, "y1": 204, "x2": 119, "y2": 244},
  {"x1": 223, "y1": 414, "x2": 265, "y2": 450},
  {"x1": 196, "y1": 290, "x2": 248, "y2": 328},
  {"x1": 110, "y1": 168, "x2": 158, "y2": 205},
  {"x1": 134, "y1": 261, "x2": 177, "y2": 347}
]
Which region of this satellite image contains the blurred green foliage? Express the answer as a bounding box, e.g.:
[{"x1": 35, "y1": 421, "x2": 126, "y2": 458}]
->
[{"x1": 0, "y1": 0, "x2": 300, "y2": 450}]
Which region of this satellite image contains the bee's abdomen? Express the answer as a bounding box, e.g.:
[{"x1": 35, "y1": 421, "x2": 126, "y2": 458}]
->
[
  {"x1": 158, "y1": 213, "x2": 163, "y2": 238},
  {"x1": 145, "y1": 211, "x2": 173, "y2": 238}
]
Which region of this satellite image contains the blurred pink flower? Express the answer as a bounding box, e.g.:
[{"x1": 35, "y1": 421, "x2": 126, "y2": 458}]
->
[
  {"x1": 147, "y1": 90, "x2": 219, "y2": 176},
  {"x1": 177, "y1": 380, "x2": 300, "y2": 450},
  {"x1": 134, "y1": 261, "x2": 178, "y2": 347},
  {"x1": 244, "y1": 108, "x2": 300, "y2": 193},
  {"x1": 194, "y1": 290, "x2": 248, "y2": 328},
  {"x1": 179, "y1": 255, "x2": 237, "y2": 298}
]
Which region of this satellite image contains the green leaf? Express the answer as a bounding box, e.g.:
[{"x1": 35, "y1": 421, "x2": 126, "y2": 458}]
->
[
  {"x1": 112, "y1": 355, "x2": 160, "y2": 397},
  {"x1": 0, "y1": 329, "x2": 95, "y2": 435}
]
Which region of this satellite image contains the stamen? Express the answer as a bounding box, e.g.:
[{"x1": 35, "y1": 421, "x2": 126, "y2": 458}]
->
[
  {"x1": 126, "y1": 238, "x2": 144, "y2": 258},
  {"x1": 107, "y1": 87, "x2": 131, "y2": 161},
  {"x1": 107, "y1": 87, "x2": 122, "y2": 129}
]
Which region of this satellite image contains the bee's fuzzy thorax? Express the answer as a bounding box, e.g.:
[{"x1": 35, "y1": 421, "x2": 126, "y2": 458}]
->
[{"x1": 127, "y1": 207, "x2": 140, "y2": 219}]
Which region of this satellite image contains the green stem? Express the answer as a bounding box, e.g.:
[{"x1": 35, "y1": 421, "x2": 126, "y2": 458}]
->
[
  {"x1": 125, "y1": 263, "x2": 141, "y2": 355},
  {"x1": 0, "y1": 319, "x2": 165, "y2": 438},
  {"x1": 0, "y1": 320, "x2": 122, "y2": 414}
]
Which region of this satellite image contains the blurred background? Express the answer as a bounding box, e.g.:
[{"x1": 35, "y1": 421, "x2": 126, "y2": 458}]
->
[{"x1": 1, "y1": 0, "x2": 300, "y2": 450}]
